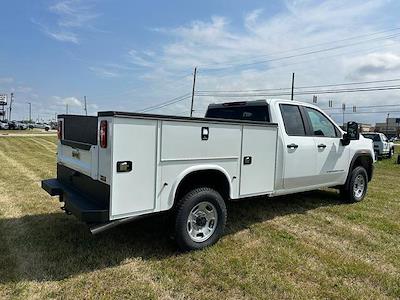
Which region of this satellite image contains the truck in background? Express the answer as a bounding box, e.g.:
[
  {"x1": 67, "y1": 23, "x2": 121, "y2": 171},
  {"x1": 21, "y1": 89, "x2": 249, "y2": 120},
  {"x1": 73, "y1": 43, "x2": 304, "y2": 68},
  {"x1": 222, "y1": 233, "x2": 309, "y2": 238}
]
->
[{"x1": 362, "y1": 132, "x2": 395, "y2": 159}]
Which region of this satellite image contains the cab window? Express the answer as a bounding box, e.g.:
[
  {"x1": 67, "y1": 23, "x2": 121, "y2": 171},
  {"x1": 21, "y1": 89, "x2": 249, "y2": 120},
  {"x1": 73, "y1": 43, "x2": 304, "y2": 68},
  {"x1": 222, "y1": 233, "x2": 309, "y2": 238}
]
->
[
  {"x1": 304, "y1": 107, "x2": 338, "y2": 138},
  {"x1": 280, "y1": 104, "x2": 306, "y2": 136}
]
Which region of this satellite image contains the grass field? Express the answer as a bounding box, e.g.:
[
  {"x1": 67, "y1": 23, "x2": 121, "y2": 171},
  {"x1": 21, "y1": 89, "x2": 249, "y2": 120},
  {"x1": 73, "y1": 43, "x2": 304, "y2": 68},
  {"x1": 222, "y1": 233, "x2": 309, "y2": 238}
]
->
[{"x1": 0, "y1": 136, "x2": 399, "y2": 299}]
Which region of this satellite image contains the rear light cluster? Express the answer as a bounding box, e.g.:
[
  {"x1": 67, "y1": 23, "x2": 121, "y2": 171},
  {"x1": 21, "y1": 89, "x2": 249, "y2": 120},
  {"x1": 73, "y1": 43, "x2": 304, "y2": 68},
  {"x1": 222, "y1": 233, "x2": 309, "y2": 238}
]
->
[
  {"x1": 100, "y1": 120, "x2": 108, "y2": 148},
  {"x1": 57, "y1": 120, "x2": 63, "y2": 140}
]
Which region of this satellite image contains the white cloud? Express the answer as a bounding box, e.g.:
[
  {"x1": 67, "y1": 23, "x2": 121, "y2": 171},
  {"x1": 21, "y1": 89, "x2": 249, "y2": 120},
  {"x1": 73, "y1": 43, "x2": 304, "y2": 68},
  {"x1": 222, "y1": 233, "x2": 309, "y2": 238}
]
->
[
  {"x1": 46, "y1": 30, "x2": 79, "y2": 44},
  {"x1": 346, "y1": 52, "x2": 400, "y2": 79},
  {"x1": 53, "y1": 96, "x2": 82, "y2": 107},
  {"x1": 89, "y1": 66, "x2": 120, "y2": 78},
  {"x1": 127, "y1": 50, "x2": 155, "y2": 68},
  {"x1": 34, "y1": 0, "x2": 100, "y2": 44},
  {"x1": 49, "y1": 0, "x2": 99, "y2": 28}
]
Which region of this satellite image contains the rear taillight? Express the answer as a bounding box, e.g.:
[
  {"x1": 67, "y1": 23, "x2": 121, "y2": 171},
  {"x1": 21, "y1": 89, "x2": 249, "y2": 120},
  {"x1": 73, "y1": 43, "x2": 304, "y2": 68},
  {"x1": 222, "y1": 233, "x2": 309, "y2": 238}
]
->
[
  {"x1": 57, "y1": 120, "x2": 63, "y2": 140},
  {"x1": 100, "y1": 120, "x2": 107, "y2": 148}
]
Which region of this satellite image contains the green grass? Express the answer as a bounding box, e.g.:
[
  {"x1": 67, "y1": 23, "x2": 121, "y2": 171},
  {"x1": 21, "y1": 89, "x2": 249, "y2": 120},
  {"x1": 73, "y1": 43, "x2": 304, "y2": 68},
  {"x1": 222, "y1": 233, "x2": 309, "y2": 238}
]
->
[{"x1": 0, "y1": 136, "x2": 399, "y2": 299}]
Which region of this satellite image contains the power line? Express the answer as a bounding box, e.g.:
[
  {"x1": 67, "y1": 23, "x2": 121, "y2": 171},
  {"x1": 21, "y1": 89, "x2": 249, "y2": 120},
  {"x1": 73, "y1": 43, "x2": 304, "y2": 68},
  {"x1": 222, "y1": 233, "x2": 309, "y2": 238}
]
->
[
  {"x1": 196, "y1": 39, "x2": 400, "y2": 82},
  {"x1": 199, "y1": 26, "x2": 400, "y2": 69},
  {"x1": 138, "y1": 93, "x2": 191, "y2": 112},
  {"x1": 323, "y1": 104, "x2": 400, "y2": 110},
  {"x1": 196, "y1": 78, "x2": 400, "y2": 94},
  {"x1": 329, "y1": 110, "x2": 400, "y2": 115},
  {"x1": 195, "y1": 85, "x2": 400, "y2": 97},
  {"x1": 199, "y1": 32, "x2": 400, "y2": 72}
]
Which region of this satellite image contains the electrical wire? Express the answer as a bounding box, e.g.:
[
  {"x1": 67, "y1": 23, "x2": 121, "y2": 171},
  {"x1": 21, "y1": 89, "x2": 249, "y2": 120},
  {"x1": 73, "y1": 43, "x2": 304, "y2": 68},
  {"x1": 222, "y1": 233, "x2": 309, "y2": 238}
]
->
[
  {"x1": 138, "y1": 93, "x2": 191, "y2": 112},
  {"x1": 195, "y1": 85, "x2": 400, "y2": 98},
  {"x1": 329, "y1": 110, "x2": 400, "y2": 115},
  {"x1": 196, "y1": 78, "x2": 400, "y2": 94},
  {"x1": 199, "y1": 26, "x2": 400, "y2": 69},
  {"x1": 199, "y1": 32, "x2": 400, "y2": 72}
]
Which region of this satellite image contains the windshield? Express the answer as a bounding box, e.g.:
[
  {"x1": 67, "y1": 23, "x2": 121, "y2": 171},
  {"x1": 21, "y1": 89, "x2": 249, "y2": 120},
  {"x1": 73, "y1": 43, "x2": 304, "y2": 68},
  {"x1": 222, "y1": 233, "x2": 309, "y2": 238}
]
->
[{"x1": 363, "y1": 134, "x2": 380, "y2": 142}]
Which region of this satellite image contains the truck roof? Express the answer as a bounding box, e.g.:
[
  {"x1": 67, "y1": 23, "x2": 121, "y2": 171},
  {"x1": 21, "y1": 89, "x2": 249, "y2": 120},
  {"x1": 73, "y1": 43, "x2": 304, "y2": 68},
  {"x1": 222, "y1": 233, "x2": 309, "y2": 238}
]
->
[{"x1": 207, "y1": 98, "x2": 321, "y2": 110}]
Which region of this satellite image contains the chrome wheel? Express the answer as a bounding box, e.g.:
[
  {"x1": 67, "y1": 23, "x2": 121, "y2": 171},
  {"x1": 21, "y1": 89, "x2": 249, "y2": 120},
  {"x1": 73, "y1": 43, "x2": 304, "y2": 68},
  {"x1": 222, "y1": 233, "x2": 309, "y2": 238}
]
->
[
  {"x1": 187, "y1": 201, "x2": 218, "y2": 242},
  {"x1": 353, "y1": 174, "x2": 365, "y2": 199}
]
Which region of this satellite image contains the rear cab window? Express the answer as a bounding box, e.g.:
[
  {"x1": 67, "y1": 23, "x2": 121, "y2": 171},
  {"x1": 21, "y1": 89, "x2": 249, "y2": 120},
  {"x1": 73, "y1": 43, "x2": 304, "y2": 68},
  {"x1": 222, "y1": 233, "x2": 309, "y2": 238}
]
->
[
  {"x1": 205, "y1": 104, "x2": 270, "y2": 122},
  {"x1": 280, "y1": 104, "x2": 306, "y2": 136}
]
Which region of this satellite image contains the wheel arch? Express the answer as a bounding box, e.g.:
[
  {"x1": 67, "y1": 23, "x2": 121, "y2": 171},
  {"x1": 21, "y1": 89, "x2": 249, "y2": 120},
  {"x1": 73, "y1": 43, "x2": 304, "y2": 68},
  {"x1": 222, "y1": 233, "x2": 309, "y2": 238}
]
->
[
  {"x1": 169, "y1": 165, "x2": 233, "y2": 209},
  {"x1": 348, "y1": 151, "x2": 374, "y2": 182}
]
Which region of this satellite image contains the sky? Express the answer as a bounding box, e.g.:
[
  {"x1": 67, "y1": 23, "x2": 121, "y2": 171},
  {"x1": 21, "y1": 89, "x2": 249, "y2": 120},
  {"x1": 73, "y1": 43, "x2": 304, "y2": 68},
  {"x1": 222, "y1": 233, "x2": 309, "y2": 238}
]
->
[{"x1": 0, "y1": 0, "x2": 400, "y2": 124}]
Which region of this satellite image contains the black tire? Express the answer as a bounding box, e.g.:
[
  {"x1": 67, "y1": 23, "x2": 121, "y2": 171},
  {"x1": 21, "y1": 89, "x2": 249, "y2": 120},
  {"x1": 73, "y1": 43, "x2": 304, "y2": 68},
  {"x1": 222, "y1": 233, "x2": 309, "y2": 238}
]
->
[
  {"x1": 340, "y1": 166, "x2": 368, "y2": 203},
  {"x1": 174, "y1": 187, "x2": 227, "y2": 251}
]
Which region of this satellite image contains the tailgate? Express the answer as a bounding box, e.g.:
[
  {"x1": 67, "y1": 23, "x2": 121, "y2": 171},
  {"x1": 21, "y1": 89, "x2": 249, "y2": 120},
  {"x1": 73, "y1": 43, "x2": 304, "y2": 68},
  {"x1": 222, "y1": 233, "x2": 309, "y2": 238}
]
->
[{"x1": 58, "y1": 115, "x2": 99, "y2": 179}]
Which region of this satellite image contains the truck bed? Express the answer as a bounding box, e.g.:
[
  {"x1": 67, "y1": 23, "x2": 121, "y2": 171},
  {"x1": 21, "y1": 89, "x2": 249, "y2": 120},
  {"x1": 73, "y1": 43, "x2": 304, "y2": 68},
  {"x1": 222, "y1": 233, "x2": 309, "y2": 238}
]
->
[{"x1": 50, "y1": 111, "x2": 278, "y2": 222}]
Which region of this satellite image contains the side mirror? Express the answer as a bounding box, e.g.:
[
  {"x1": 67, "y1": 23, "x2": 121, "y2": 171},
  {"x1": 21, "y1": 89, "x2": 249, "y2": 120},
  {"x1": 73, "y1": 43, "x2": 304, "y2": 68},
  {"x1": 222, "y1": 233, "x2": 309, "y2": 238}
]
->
[{"x1": 341, "y1": 121, "x2": 359, "y2": 146}]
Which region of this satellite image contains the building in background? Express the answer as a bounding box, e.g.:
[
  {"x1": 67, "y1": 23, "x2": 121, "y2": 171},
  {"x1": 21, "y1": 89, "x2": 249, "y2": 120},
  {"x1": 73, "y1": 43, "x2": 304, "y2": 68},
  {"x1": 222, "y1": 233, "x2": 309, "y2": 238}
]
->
[
  {"x1": 375, "y1": 117, "x2": 400, "y2": 138},
  {"x1": 359, "y1": 123, "x2": 373, "y2": 132}
]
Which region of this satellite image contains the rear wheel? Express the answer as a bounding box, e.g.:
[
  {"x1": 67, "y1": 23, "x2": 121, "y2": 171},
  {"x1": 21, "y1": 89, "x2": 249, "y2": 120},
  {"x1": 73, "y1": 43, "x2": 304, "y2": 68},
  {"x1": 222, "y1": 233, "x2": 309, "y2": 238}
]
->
[
  {"x1": 174, "y1": 187, "x2": 227, "y2": 251},
  {"x1": 340, "y1": 166, "x2": 368, "y2": 202}
]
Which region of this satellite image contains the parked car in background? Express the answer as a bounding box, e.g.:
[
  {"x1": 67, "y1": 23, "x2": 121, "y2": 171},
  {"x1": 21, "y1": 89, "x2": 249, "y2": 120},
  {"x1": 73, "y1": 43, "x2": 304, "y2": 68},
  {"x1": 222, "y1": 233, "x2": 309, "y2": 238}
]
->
[
  {"x1": 362, "y1": 132, "x2": 394, "y2": 159},
  {"x1": 0, "y1": 120, "x2": 9, "y2": 130},
  {"x1": 8, "y1": 121, "x2": 28, "y2": 130},
  {"x1": 34, "y1": 122, "x2": 51, "y2": 131}
]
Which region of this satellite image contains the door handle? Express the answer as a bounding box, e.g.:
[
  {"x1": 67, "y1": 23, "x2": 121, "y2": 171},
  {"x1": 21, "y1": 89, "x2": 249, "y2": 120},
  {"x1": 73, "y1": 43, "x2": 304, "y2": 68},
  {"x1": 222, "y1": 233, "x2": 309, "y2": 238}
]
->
[
  {"x1": 287, "y1": 143, "x2": 298, "y2": 149},
  {"x1": 317, "y1": 144, "x2": 327, "y2": 149}
]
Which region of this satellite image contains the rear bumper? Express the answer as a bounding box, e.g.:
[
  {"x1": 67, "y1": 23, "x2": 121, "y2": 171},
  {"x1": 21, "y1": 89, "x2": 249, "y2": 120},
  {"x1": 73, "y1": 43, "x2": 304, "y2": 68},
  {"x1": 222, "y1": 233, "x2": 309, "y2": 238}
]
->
[{"x1": 42, "y1": 178, "x2": 109, "y2": 223}]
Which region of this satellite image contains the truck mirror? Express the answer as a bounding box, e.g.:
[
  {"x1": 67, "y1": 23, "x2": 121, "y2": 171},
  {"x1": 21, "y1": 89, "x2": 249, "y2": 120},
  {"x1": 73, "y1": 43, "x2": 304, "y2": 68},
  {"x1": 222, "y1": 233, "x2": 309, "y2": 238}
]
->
[
  {"x1": 347, "y1": 121, "x2": 360, "y2": 140},
  {"x1": 341, "y1": 121, "x2": 359, "y2": 146}
]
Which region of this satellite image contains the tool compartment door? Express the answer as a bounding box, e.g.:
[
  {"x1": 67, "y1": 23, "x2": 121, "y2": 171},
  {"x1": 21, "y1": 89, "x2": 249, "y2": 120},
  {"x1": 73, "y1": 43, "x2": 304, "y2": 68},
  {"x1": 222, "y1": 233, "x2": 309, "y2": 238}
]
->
[
  {"x1": 110, "y1": 117, "x2": 157, "y2": 220},
  {"x1": 240, "y1": 125, "x2": 277, "y2": 196}
]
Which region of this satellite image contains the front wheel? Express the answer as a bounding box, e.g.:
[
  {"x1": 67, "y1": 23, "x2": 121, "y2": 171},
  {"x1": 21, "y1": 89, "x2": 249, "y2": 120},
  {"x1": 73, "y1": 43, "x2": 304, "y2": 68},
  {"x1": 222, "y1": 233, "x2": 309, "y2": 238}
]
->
[
  {"x1": 174, "y1": 187, "x2": 227, "y2": 251},
  {"x1": 340, "y1": 166, "x2": 368, "y2": 203}
]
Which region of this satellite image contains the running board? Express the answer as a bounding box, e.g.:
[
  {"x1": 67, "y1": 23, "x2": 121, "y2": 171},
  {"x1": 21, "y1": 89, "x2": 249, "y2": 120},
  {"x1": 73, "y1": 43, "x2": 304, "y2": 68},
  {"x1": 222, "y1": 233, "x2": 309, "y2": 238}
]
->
[{"x1": 89, "y1": 215, "x2": 144, "y2": 234}]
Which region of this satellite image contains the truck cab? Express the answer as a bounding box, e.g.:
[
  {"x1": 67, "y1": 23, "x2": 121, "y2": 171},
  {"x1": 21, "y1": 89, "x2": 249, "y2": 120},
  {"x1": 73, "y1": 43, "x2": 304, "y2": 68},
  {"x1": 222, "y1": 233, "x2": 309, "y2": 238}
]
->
[{"x1": 206, "y1": 99, "x2": 374, "y2": 193}]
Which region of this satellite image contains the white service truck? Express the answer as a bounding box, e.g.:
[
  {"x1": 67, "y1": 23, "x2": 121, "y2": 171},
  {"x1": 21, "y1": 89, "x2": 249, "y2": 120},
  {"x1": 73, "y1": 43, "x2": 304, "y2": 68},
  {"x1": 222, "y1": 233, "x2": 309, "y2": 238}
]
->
[
  {"x1": 42, "y1": 99, "x2": 374, "y2": 250},
  {"x1": 362, "y1": 132, "x2": 395, "y2": 159}
]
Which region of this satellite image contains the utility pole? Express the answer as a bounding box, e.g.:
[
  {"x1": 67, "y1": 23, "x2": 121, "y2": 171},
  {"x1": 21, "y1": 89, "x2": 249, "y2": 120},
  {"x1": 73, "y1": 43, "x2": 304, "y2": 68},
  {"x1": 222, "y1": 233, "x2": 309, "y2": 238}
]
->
[
  {"x1": 84, "y1": 96, "x2": 88, "y2": 116},
  {"x1": 342, "y1": 103, "x2": 346, "y2": 128},
  {"x1": 386, "y1": 113, "x2": 390, "y2": 135},
  {"x1": 290, "y1": 72, "x2": 295, "y2": 100},
  {"x1": 27, "y1": 102, "x2": 32, "y2": 122},
  {"x1": 190, "y1": 67, "x2": 197, "y2": 117},
  {"x1": 9, "y1": 93, "x2": 14, "y2": 121},
  {"x1": 312, "y1": 95, "x2": 317, "y2": 103},
  {"x1": 66, "y1": 104, "x2": 69, "y2": 114}
]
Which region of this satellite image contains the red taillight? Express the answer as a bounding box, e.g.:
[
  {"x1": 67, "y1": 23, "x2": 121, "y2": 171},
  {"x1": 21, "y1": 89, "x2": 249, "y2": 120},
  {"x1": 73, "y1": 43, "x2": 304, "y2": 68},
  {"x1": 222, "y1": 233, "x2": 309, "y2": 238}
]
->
[
  {"x1": 57, "y1": 120, "x2": 63, "y2": 140},
  {"x1": 100, "y1": 120, "x2": 107, "y2": 148}
]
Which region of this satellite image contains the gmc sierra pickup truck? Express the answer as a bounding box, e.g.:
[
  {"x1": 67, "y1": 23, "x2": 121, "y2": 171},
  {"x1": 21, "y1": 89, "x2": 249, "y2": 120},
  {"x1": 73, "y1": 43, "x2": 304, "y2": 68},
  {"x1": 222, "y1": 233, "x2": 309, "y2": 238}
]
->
[{"x1": 42, "y1": 99, "x2": 375, "y2": 250}]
